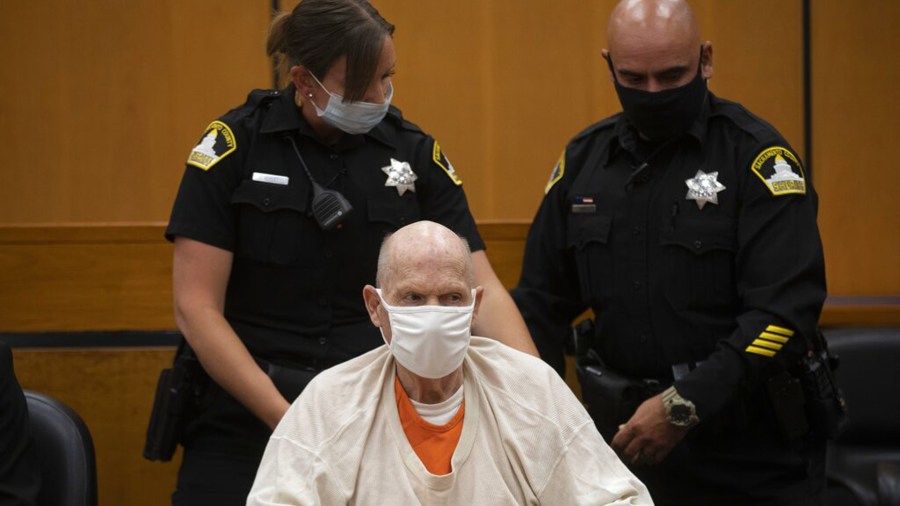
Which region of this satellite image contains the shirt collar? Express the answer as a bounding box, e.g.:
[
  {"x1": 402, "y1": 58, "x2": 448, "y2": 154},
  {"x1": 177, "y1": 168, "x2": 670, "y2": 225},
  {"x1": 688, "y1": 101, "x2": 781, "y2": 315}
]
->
[
  {"x1": 259, "y1": 85, "x2": 305, "y2": 135},
  {"x1": 605, "y1": 92, "x2": 712, "y2": 166}
]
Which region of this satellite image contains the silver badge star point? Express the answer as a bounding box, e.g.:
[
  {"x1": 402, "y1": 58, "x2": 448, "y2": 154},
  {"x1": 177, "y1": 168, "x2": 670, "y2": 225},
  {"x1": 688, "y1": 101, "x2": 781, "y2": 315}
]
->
[
  {"x1": 685, "y1": 169, "x2": 726, "y2": 210},
  {"x1": 382, "y1": 158, "x2": 417, "y2": 196}
]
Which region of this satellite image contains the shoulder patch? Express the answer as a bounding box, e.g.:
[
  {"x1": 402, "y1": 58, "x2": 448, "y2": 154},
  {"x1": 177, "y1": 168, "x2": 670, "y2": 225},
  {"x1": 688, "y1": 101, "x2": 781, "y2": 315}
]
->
[
  {"x1": 544, "y1": 150, "x2": 566, "y2": 194},
  {"x1": 187, "y1": 121, "x2": 236, "y2": 171},
  {"x1": 750, "y1": 146, "x2": 806, "y2": 196},
  {"x1": 432, "y1": 141, "x2": 462, "y2": 186}
]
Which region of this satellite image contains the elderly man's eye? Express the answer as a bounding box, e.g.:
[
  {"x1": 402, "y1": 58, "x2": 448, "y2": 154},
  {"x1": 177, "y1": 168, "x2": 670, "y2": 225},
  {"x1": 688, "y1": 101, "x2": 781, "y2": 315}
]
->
[
  {"x1": 443, "y1": 293, "x2": 464, "y2": 305},
  {"x1": 401, "y1": 293, "x2": 422, "y2": 304}
]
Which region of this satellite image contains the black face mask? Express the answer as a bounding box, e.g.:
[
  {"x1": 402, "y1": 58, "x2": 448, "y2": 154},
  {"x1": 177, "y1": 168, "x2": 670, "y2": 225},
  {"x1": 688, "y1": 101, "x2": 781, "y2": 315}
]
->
[{"x1": 609, "y1": 50, "x2": 708, "y2": 142}]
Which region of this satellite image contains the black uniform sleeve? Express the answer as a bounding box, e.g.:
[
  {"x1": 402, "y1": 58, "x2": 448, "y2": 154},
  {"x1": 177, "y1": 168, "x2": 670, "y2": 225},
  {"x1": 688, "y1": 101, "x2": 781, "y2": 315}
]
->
[
  {"x1": 165, "y1": 120, "x2": 246, "y2": 250},
  {"x1": 676, "y1": 144, "x2": 826, "y2": 419},
  {"x1": 413, "y1": 137, "x2": 485, "y2": 253},
  {"x1": 512, "y1": 151, "x2": 589, "y2": 374},
  {"x1": 0, "y1": 342, "x2": 41, "y2": 504}
]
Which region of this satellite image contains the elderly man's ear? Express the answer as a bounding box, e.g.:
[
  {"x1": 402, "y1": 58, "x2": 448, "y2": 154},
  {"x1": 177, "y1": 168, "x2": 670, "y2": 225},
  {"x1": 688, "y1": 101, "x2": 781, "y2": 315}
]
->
[
  {"x1": 471, "y1": 286, "x2": 484, "y2": 323},
  {"x1": 363, "y1": 285, "x2": 384, "y2": 328}
]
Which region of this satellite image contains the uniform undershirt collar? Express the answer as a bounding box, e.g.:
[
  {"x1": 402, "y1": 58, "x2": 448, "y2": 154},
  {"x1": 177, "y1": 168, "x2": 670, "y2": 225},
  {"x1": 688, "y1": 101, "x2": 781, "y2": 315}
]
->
[{"x1": 409, "y1": 384, "x2": 464, "y2": 426}]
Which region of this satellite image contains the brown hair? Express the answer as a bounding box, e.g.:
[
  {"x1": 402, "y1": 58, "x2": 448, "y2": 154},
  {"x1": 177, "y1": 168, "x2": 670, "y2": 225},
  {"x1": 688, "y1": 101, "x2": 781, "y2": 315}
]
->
[{"x1": 267, "y1": 0, "x2": 395, "y2": 102}]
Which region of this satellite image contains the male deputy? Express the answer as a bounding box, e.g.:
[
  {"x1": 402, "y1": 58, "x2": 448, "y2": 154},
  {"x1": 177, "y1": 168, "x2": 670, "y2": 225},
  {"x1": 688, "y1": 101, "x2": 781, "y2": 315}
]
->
[
  {"x1": 512, "y1": 1, "x2": 831, "y2": 504},
  {"x1": 247, "y1": 221, "x2": 651, "y2": 505}
]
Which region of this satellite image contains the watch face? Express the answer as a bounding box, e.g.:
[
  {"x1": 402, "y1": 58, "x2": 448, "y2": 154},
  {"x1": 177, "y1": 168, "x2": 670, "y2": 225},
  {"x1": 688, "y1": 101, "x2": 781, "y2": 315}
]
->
[{"x1": 669, "y1": 405, "x2": 692, "y2": 425}]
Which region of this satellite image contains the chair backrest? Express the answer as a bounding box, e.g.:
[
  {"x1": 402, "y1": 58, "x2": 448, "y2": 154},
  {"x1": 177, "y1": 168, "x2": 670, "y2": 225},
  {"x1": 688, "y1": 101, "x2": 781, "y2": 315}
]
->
[
  {"x1": 824, "y1": 327, "x2": 900, "y2": 506},
  {"x1": 24, "y1": 390, "x2": 98, "y2": 506}
]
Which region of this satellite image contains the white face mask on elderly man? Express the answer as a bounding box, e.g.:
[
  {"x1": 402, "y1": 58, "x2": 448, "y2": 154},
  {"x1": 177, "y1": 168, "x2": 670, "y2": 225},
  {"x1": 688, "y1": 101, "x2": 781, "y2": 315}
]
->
[
  {"x1": 309, "y1": 73, "x2": 393, "y2": 135},
  {"x1": 376, "y1": 289, "x2": 476, "y2": 379}
]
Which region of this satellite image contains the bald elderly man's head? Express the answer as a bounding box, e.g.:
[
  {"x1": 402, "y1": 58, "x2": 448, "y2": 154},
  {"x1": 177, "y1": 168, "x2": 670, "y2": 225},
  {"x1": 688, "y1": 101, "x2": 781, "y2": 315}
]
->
[{"x1": 376, "y1": 221, "x2": 474, "y2": 291}]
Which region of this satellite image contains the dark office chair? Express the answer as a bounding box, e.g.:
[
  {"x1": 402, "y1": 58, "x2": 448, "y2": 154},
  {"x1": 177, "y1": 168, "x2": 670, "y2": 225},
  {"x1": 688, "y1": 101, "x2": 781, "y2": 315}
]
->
[
  {"x1": 24, "y1": 390, "x2": 98, "y2": 506},
  {"x1": 824, "y1": 327, "x2": 900, "y2": 506}
]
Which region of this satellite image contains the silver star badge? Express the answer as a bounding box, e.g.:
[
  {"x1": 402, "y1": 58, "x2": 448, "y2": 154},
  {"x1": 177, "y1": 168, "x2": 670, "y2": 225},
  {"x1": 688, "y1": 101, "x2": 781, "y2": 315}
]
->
[
  {"x1": 685, "y1": 170, "x2": 726, "y2": 210},
  {"x1": 381, "y1": 158, "x2": 417, "y2": 196}
]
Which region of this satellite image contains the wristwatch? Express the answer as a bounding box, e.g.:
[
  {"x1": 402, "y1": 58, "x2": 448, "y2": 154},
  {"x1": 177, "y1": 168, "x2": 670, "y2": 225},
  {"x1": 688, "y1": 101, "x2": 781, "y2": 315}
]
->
[{"x1": 662, "y1": 386, "x2": 700, "y2": 427}]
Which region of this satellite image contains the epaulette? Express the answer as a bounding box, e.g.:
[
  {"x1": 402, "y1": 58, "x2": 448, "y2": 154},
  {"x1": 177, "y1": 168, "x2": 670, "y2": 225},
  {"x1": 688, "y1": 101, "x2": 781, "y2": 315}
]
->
[
  {"x1": 385, "y1": 105, "x2": 424, "y2": 134},
  {"x1": 709, "y1": 97, "x2": 807, "y2": 197},
  {"x1": 543, "y1": 115, "x2": 621, "y2": 194},
  {"x1": 245, "y1": 89, "x2": 283, "y2": 110},
  {"x1": 570, "y1": 114, "x2": 621, "y2": 144},
  {"x1": 709, "y1": 97, "x2": 777, "y2": 145}
]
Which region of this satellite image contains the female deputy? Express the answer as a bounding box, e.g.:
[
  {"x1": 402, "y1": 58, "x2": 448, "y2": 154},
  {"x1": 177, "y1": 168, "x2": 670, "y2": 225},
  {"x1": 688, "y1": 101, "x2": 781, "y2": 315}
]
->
[{"x1": 163, "y1": 0, "x2": 537, "y2": 504}]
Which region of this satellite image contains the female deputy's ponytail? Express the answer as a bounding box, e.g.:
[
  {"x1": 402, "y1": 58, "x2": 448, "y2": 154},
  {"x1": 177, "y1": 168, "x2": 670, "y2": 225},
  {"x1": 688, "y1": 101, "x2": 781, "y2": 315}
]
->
[
  {"x1": 263, "y1": 0, "x2": 395, "y2": 101},
  {"x1": 266, "y1": 11, "x2": 293, "y2": 87}
]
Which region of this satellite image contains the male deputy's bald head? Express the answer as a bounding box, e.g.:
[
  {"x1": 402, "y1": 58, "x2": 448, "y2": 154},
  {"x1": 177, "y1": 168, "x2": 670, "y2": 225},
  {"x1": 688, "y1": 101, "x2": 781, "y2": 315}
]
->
[{"x1": 601, "y1": 0, "x2": 712, "y2": 141}]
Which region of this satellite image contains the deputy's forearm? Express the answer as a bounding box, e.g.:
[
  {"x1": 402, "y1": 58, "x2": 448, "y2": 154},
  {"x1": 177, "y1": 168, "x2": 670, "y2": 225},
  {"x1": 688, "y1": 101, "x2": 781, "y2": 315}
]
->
[{"x1": 471, "y1": 251, "x2": 539, "y2": 356}]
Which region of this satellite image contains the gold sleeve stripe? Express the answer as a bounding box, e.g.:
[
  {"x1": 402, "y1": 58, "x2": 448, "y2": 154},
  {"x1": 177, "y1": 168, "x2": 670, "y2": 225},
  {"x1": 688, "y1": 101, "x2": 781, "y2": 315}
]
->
[
  {"x1": 765, "y1": 325, "x2": 795, "y2": 337},
  {"x1": 746, "y1": 345, "x2": 777, "y2": 357},
  {"x1": 759, "y1": 332, "x2": 790, "y2": 343},
  {"x1": 751, "y1": 339, "x2": 783, "y2": 351}
]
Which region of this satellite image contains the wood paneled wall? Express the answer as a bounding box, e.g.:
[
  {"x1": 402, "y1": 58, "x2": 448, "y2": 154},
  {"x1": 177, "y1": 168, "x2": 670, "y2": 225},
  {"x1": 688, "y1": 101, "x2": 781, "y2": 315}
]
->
[
  {"x1": 1, "y1": 1, "x2": 898, "y2": 505},
  {"x1": 3, "y1": 1, "x2": 894, "y2": 300},
  {"x1": 0, "y1": 0, "x2": 805, "y2": 224},
  {"x1": 813, "y1": 0, "x2": 900, "y2": 295},
  {"x1": 0, "y1": 1, "x2": 273, "y2": 224},
  {"x1": 0, "y1": 225, "x2": 174, "y2": 331}
]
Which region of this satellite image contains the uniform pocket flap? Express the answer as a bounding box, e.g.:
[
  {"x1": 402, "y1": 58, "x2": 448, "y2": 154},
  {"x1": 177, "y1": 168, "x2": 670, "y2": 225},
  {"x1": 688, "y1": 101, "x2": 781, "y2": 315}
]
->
[
  {"x1": 661, "y1": 218, "x2": 736, "y2": 254},
  {"x1": 366, "y1": 196, "x2": 421, "y2": 227},
  {"x1": 231, "y1": 180, "x2": 307, "y2": 213},
  {"x1": 567, "y1": 214, "x2": 612, "y2": 248}
]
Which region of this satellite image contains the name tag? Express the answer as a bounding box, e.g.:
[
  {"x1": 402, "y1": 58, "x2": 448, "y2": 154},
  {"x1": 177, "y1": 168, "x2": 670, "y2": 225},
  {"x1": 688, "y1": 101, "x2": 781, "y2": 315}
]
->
[
  {"x1": 571, "y1": 204, "x2": 596, "y2": 214},
  {"x1": 252, "y1": 172, "x2": 289, "y2": 185},
  {"x1": 571, "y1": 195, "x2": 596, "y2": 213}
]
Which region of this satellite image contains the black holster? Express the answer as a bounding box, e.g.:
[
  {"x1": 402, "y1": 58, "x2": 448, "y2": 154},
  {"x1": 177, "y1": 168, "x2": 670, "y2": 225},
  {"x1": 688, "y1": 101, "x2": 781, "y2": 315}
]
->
[
  {"x1": 797, "y1": 330, "x2": 849, "y2": 440},
  {"x1": 576, "y1": 350, "x2": 665, "y2": 441},
  {"x1": 768, "y1": 329, "x2": 848, "y2": 443},
  {"x1": 263, "y1": 362, "x2": 318, "y2": 404},
  {"x1": 143, "y1": 340, "x2": 210, "y2": 462}
]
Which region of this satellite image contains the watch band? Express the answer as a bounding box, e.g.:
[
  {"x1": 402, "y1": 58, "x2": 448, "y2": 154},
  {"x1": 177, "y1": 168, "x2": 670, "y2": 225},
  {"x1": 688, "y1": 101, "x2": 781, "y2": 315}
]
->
[{"x1": 662, "y1": 386, "x2": 700, "y2": 427}]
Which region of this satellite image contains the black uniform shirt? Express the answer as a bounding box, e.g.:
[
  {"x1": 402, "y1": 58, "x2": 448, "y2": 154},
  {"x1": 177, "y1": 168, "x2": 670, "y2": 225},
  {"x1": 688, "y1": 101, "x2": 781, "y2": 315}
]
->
[
  {"x1": 513, "y1": 93, "x2": 826, "y2": 420},
  {"x1": 167, "y1": 86, "x2": 484, "y2": 365}
]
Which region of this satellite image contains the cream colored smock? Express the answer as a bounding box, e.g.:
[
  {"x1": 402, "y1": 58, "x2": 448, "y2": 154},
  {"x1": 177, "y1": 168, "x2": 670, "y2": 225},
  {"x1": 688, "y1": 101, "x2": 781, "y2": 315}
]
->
[{"x1": 247, "y1": 336, "x2": 653, "y2": 505}]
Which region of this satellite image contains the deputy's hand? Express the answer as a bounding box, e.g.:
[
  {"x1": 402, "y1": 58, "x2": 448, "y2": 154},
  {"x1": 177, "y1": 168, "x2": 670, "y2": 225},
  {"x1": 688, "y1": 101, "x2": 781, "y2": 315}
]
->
[{"x1": 611, "y1": 393, "x2": 690, "y2": 466}]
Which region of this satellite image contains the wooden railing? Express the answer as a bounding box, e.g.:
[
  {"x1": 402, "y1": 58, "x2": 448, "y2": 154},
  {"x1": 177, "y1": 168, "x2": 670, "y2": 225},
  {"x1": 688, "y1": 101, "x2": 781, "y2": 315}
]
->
[{"x1": 1, "y1": 222, "x2": 898, "y2": 334}]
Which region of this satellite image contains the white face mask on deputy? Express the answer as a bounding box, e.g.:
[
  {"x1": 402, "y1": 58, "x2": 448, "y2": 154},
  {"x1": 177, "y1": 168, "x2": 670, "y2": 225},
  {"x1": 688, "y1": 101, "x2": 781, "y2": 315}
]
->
[
  {"x1": 376, "y1": 289, "x2": 475, "y2": 379},
  {"x1": 309, "y1": 73, "x2": 392, "y2": 135}
]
